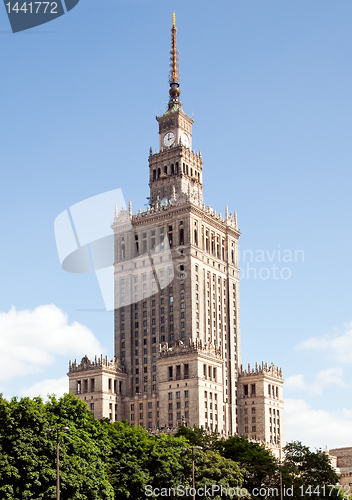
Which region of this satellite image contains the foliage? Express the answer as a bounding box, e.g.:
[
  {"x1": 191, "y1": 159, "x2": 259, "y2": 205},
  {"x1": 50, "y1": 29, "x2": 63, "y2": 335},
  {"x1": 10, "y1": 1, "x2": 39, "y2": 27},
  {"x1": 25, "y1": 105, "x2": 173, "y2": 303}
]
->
[
  {"x1": 0, "y1": 393, "x2": 114, "y2": 499},
  {"x1": 175, "y1": 425, "x2": 220, "y2": 450},
  {"x1": 0, "y1": 396, "x2": 343, "y2": 500},
  {"x1": 194, "y1": 450, "x2": 245, "y2": 500},
  {"x1": 218, "y1": 434, "x2": 279, "y2": 498},
  {"x1": 282, "y1": 441, "x2": 342, "y2": 500}
]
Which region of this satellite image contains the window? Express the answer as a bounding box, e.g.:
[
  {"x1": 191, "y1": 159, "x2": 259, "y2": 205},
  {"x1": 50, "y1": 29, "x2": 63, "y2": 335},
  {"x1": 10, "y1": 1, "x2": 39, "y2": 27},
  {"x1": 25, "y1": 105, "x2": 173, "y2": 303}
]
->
[
  {"x1": 168, "y1": 392, "x2": 173, "y2": 400},
  {"x1": 185, "y1": 390, "x2": 189, "y2": 398},
  {"x1": 176, "y1": 391, "x2": 181, "y2": 399},
  {"x1": 90, "y1": 403, "x2": 94, "y2": 410}
]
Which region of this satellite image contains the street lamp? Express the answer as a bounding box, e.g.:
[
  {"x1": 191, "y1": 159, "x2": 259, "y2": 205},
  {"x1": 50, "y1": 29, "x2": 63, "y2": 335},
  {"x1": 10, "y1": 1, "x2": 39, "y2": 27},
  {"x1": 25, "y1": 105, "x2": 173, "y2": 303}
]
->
[
  {"x1": 183, "y1": 445, "x2": 203, "y2": 500},
  {"x1": 47, "y1": 426, "x2": 69, "y2": 500},
  {"x1": 278, "y1": 439, "x2": 283, "y2": 500}
]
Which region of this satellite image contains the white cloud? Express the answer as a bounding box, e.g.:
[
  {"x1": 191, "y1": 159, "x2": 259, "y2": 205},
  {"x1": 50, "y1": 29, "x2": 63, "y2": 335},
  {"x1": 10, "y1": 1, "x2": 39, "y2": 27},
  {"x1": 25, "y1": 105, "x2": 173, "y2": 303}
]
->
[
  {"x1": 285, "y1": 398, "x2": 352, "y2": 449},
  {"x1": 20, "y1": 376, "x2": 68, "y2": 400},
  {"x1": 285, "y1": 368, "x2": 348, "y2": 395},
  {"x1": 0, "y1": 304, "x2": 103, "y2": 381},
  {"x1": 297, "y1": 321, "x2": 352, "y2": 364}
]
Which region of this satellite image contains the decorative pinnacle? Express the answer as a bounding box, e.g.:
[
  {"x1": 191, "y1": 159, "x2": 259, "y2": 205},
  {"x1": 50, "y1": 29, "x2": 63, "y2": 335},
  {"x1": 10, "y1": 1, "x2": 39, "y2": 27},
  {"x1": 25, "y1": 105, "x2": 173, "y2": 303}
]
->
[{"x1": 169, "y1": 12, "x2": 180, "y2": 101}]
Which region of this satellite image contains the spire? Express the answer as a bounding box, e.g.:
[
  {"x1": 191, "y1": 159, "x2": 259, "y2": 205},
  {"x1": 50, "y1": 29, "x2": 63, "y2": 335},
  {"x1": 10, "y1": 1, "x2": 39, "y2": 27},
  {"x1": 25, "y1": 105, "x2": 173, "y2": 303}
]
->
[
  {"x1": 169, "y1": 13, "x2": 180, "y2": 102},
  {"x1": 128, "y1": 199, "x2": 132, "y2": 217}
]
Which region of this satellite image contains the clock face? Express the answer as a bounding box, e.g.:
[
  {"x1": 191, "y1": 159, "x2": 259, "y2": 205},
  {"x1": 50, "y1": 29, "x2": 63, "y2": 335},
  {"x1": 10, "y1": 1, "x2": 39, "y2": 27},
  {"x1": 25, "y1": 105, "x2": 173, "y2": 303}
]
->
[
  {"x1": 181, "y1": 133, "x2": 189, "y2": 148},
  {"x1": 163, "y1": 132, "x2": 175, "y2": 147}
]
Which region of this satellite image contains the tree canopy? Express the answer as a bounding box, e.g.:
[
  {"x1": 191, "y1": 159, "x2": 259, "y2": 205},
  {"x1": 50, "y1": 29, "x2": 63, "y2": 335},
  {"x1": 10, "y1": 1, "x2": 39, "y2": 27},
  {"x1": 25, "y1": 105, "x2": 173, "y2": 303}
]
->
[{"x1": 0, "y1": 394, "x2": 343, "y2": 500}]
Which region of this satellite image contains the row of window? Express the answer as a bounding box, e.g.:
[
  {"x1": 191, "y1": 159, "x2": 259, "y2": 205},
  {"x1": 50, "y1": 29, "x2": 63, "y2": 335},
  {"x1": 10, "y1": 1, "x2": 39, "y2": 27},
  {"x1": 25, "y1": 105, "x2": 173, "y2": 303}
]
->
[
  {"x1": 203, "y1": 364, "x2": 217, "y2": 381},
  {"x1": 193, "y1": 226, "x2": 236, "y2": 263},
  {"x1": 204, "y1": 412, "x2": 218, "y2": 420},
  {"x1": 268, "y1": 384, "x2": 280, "y2": 398},
  {"x1": 169, "y1": 390, "x2": 189, "y2": 399},
  {"x1": 76, "y1": 378, "x2": 122, "y2": 395},
  {"x1": 244, "y1": 417, "x2": 256, "y2": 424},
  {"x1": 169, "y1": 411, "x2": 190, "y2": 420},
  {"x1": 152, "y1": 162, "x2": 200, "y2": 182},
  {"x1": 243, "y1": 384, "x2": 256, "y2": 397},
  {"x1": 244, "y1": 426, "x2": 256, "y2": 433},
  {"x1": 168, "y1": 364, "x2": 189, "y2": 380}
]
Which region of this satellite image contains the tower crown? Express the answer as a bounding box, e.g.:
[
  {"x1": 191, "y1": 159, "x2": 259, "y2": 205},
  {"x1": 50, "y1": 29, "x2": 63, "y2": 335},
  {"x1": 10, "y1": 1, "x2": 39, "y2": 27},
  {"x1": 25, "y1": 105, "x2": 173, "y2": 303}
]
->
[
  {"x1": 169, "y1": 13, "x2": 180, "y2": 102},
  {"x1": 147, "y1": 13, "x2": 202, "y2": 207}
]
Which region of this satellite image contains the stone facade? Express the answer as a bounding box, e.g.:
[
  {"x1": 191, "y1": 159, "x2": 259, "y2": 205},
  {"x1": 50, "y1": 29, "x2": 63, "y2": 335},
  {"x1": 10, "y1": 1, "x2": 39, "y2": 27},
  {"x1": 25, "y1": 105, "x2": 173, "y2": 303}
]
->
[
  {"x1": 67, "y1": 15, "x2": 284, "y2": 454},
  {"x1": 238, "y1": 363, "x2": 284, "y2": 448},
  {"x1": 329, "y1": 448, "x2": 352, "y2": 487}
]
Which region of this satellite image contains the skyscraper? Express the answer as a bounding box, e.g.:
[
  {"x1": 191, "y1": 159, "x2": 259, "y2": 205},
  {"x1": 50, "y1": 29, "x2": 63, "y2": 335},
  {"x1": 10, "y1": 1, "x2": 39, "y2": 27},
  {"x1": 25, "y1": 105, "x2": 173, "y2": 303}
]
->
[{"x1": 68, "y1": 14, "x2": 284, "y2": 452}]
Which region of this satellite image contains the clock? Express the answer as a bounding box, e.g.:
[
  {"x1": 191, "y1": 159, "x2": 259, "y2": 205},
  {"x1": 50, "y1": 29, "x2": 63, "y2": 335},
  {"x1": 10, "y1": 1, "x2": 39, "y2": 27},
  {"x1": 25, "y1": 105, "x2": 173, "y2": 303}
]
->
[
  {"x1": 163, "y1": 132, "x2": 175, "y2": 147},
  {"x1": 181, "y1": 133, "x2": 189, "y2": 148}
]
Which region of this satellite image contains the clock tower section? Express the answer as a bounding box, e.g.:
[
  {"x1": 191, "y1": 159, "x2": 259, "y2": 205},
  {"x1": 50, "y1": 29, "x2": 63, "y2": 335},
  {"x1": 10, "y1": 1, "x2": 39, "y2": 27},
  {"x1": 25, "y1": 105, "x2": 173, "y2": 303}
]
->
[{"x1": 148, "y1": 14, "x2": 203, "y2": 207}]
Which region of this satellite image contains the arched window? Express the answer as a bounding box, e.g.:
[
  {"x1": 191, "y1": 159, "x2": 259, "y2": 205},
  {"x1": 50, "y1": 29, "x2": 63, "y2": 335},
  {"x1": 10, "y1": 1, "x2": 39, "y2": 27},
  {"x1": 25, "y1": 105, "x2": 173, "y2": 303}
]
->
[
  {"x1": 179, "y1": 228, "x2": 184, "y2": 246},
  {"x1": 153, "y1": 169, "x2": 156, "y2": 180},
  {"x1": 171, "y1": 164, "x2": 174, "y2": 175},
  {"x1": 157, "y1": 167, "x2": 161, "y2": 178},
  {"x1": 121, "y1": 244, "x2": 125, "y2": 260},
  {"x1": 194, "y1": 229, "x2": 198, "y2": 246},
  {"x1": 164, "y1": 165, "x2": 167, "y2": 175}
]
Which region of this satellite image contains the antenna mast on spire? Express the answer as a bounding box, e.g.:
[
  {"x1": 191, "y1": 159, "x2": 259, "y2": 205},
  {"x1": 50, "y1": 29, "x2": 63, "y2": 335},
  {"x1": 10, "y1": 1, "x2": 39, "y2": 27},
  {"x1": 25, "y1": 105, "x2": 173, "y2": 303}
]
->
[{"x1": 169, "y1": 12, "x2": 181, "y2": 102}]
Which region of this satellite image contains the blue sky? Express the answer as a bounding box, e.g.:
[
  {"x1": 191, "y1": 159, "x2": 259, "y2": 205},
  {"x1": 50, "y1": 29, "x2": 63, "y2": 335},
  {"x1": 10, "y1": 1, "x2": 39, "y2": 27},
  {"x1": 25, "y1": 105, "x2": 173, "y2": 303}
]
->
[{"x1": 0, "y1": 0, "x2": 352, "y2": 449}]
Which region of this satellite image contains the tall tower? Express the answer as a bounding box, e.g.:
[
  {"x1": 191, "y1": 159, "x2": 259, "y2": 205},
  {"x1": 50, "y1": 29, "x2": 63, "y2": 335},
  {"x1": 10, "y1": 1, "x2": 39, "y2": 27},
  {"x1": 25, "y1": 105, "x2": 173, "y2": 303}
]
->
[
  {"x1": 110, "y1": 13, "x2": 241, "y2": 434},
  {"x1": 68, "y1": 13, "x2": 284, "y2": 450}
]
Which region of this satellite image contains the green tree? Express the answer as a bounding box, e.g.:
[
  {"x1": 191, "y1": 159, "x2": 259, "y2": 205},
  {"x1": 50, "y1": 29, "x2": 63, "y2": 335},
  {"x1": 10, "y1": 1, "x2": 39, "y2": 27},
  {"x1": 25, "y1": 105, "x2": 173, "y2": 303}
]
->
[
  {"x1": 0, "y1": 393, "x2": 114, "y2": 500},
  {"x1": 106, "y1": 420, "x2": 153, "y2": 500},
  {"x1": 218, "y1": 434, "x2": 279, "y2": 499},
  {"x1": 175, "y1": 425, "x2": 220, "y2": 450},
  {"x1": 149, "y1": 432, "x2": 189, "y2": 491},
  {"x1": 193, "y1": 450, "x2": 245, "y2": 500},
  {"x1": 282, "y1": 441, "x2": 341, "y2": 500}
]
